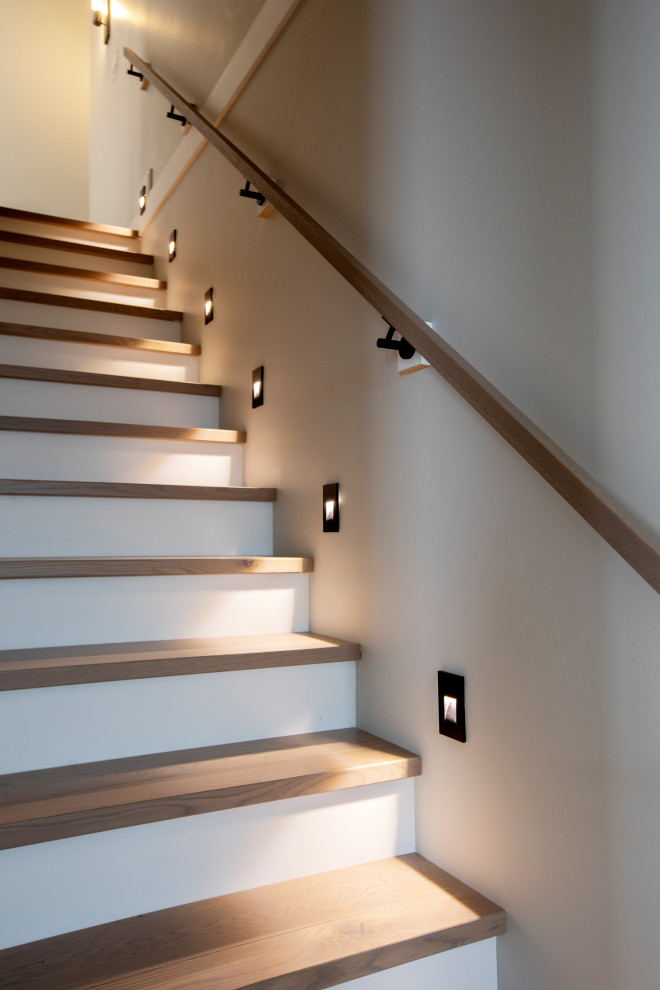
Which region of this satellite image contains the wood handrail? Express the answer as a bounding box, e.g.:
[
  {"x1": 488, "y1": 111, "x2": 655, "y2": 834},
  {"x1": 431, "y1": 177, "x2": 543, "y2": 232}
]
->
[{"x1": 124, "y1": 47, "x2": 660, "y2": 595}]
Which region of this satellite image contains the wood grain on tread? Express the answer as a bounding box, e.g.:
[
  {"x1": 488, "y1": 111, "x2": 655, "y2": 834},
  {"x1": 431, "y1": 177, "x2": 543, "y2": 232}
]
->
[
  {"x1": 0, "y1": 230, "x2": 153, "y2": 264},
  {"x1": 0, "y1": 255, "x2": 165, "y2": 290},
  {"x1": 0, "y1": 415, "x2": 245, "y2": 443},
  {"x1": 0, "y1": 320, "x2": 200, "y2": 354},
  {"x1": 0, "y1": 479, "x2": 275, "y2": 502},
  {"x1": 0, "y1": 287, "x2": 181, "y2": 320},
  {"x1": 0, "y1": 206, "x2": 138, "y2": 238},
  {"x1": 0, "y1": 364, "x2": 222, "y2": 396},
  {"x1": 0, "y1": 853, "x2": 505, "y2": 989},
  {"x1": 0, "y1": 632, "x2": 358, "y2": 691},
  {"x1": 0, "y1": 729, "x2": 413, "y2": 848},
  {"x1": 0, "y1": 555, "x2": 313, "y2": 579}
]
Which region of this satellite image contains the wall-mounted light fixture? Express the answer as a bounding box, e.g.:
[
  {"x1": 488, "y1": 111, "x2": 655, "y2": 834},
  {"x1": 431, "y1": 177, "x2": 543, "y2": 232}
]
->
[
  {"x1": 252, "y1": 366, "x2": 264, "y2": 408},
  {"x1": 323, "y1": 483, "x2": 340, "y2": 533},
  {"x1": 91, "y1": 0, "x2": 110, "y2": 43},
  {"x1": 168, "y1": 230, "x2": 177, "y2": 263},
  {"x1": 204, "y1": 288, "x2": 214, "y2": 325},
  {"x1": 137, "y1": 169, "x2": 153, "y2": 219},
  {"x1": 438, "y1": 671, "x2": 466, "y2": 742}
]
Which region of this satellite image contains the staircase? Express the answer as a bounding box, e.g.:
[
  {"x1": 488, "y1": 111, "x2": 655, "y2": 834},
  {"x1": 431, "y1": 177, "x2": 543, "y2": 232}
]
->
[{"x1": 0, "y1": 208, "x2": 504, "y2": 989}]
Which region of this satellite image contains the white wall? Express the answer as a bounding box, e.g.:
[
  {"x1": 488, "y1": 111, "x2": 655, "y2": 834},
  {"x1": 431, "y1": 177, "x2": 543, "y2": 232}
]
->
[
  {"x1": 90, "y1": 2, "x2": 660, "y2": 988},
  {"x1": 595, "y1": 2, "x2": 660, "y2": 987},
  {"x1": 0, "y1": 0, "x2": 89, "y2": 218},
  {"x1": 89, "y1": 0, "x2": 265, "y2": 226}
]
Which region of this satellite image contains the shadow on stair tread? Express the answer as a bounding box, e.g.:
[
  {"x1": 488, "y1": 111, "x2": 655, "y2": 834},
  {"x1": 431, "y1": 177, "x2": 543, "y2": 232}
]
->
[
  {"x1": 0, "y1": 286, "x2": 181, "y2": 320},
  {"x1": 0, "y1": 631, "x2": 359, "y2": 690},
  {"x1": 0, "y1": 727, "x2": 420, "y2": 849},
  {"x1": 0, "y1": 203, "x2": 505, "y2": 987},
  {"x1": 0, "y1": 854, "x2": 505, "y2": 990},
  {"x1": 0, "y1": 228, "x2": 153, "y2": 264},
  {"x1": 0, "y1": 415, "x2": 245, "y2": 443},
  {"x1": 0, "y1": 256, "x2": 165, "y2": 291},
  {"x1": 0, "y1": 320, "x2": 200, "y2": 355},
  {"x1": 0, "y1": 205, "x2": 138, "y2": 239},
  {"x1": 0, "y1": 363, "x2": 222, "y2": 396}
]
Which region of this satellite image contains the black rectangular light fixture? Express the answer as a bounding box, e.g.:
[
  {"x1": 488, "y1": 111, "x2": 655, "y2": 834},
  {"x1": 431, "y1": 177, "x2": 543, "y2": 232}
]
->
[
  {"x1": 252, "y1": 366, "x2": 264, "y2": 408},
  {"x1": 138, "y1": 185, "x2": 146, "y2": 216},
  {"x1": 323, "y1": 483, "x2": 340, "y2": 533},
  {"x1": 168, "y1": 230, "x2": 177, "y2": 262},
  {"x1": 204, "y1": 288, "x2": 214, "y2": 325},
  {"x1": 438, "y1": 671, "x2": 466, "y2": 742}
]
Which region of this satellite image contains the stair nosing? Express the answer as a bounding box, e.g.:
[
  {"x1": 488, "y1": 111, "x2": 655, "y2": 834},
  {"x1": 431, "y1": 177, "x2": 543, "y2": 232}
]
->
[
  {"x1": 0, "y1": 320, "x2": 200, "y2": 354},
  {"x1": 0, "y1": 632, "x2": 359, "y2": 690},
  {"x1": 0, "y1": 555, "x2": 314, "y2": 579},
  {"x1": 0, "y1": 287, "x2": 181, "y2": 320},
  {"x1": 0, "y1": 480, "x2": 275, "y2": 501},
  {"x1": 0, "y1": 206, "x2": 138, "y2": 238},
  {"x1": 0, "y1": 415, "x2": 245, "y2": 443},
  {"x1": 0, "y1": 229, "x2": 153, "y2": 264},
  {"x1": 0, "y1": 256, "x2": 165, "y2": 290},
  {"x1": 0, "y1": 364, "x2": 222, "y2": 396},
  {"x1": 0, "y1": 729, "x2": 416, "y2": 849}
]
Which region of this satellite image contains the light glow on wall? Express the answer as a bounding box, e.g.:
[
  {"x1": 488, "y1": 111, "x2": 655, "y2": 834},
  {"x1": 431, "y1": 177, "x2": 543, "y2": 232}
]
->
[{"x1": 443, "y1": 696, "x2": 458, "y2": 724}]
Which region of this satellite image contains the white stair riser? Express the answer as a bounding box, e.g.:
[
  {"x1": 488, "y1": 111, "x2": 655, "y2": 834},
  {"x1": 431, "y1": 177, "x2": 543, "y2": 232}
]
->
[
  {"x1": 0, "y1": 573, "x2": 308, "y2": 649},
  {"x1": 329, "y1": 940, "x2": 498, "y2": 990},
  {"x1": 0, "y1": 335, "x2": 199, "y2": 381},
  {"x1": 0, "y1": 269, "x2": 164, "y2": 306},
  {"x1": 0, "y1": 241, "x2": 154, "y2": 277},
  {"x1": 0, "y1": 497, "x2": 273, "y2": 557},
  {"x1": 0, "y1": 780, "x2": 415, "y2": 949},
  {"x1": 0, "y1": 378, "x2": 220, "y2": 429},
  {"x1": 0, "y1": 661, "x2": 353, "y2": 772},
  {"x1": 0, "y1": 219, "x2": 141, "y2": 251},
  {"x1": 0, "y1": 298, "x2": 181, "y2": 340},
  {"x1": 0, "y1": 432, "x2": 243, "y2": 485}
]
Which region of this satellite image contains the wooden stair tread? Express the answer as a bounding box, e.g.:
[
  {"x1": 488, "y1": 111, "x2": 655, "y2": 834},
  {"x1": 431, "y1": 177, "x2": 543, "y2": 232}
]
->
[
  {"x1": 0, "y1": 632, "x2": 359, "y2": 690},
  {"x1": 0, "y1": 206, "x2": 138, "y2": 238},
  {"x1": 0, "y1": 415, "x2": 245, "y2": 443},
  {"x1": 0, "y1": 255, "x2": 165, "y2": 290},
  {"x1": 0, "y1": 229, "x2": 153, "y2": 264},
  {"x1": 0, "y1": 320, "x2": 200, "y2": 354},
  {"x1": 0, "y1": 853, "x2": 505, "y2": 989},
  {"x1": 0, "y1": 555, "x2": 314, "y2": 579},
  {"x1": 0, "y1": 287, "x2": 181, "y2": 320},
  {"x1": 0, "y1": 728, "x2": 414, "y2": 848},
  {"x1": 0, "y1": 363, "x2": 222, "y2": 396},
  {"x1": 0, "y1": 479, "x2": 275, "y2": 501}
]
